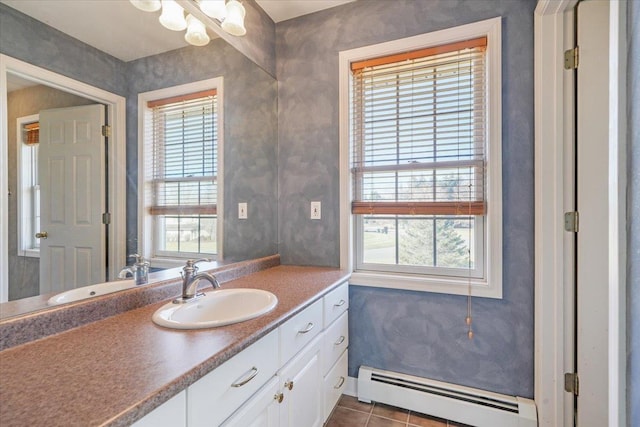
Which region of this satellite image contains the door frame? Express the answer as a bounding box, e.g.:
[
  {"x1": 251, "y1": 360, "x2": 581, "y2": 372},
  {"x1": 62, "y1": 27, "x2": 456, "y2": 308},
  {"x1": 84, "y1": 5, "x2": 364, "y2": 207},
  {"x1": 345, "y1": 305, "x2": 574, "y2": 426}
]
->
[
  {"x1": 534, "y1": 1, "x2": 627, "y2": 425},
  {"x1": 0, "y1": 54, "x2": 127, "y2": 301}
]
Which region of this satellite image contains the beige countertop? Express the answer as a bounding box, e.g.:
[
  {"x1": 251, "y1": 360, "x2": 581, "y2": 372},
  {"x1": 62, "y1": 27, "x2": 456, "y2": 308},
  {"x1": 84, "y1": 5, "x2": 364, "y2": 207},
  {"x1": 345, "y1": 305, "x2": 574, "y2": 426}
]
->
[{"x1": 0, "y1": 265, "x2": 350, "y2": 427}]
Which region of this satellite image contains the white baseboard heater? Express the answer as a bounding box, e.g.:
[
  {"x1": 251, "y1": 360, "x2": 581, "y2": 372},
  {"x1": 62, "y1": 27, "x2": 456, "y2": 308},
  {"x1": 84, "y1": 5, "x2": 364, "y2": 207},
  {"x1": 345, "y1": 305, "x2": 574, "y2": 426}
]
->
[{"x1": 357, "y1": 366, "x2": 537, "y2": 427}]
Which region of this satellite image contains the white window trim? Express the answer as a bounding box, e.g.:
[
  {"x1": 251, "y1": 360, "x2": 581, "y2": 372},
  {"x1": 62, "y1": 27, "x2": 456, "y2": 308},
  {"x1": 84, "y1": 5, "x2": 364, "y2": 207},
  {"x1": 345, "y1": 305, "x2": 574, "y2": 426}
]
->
[
  {"x1": 138, "y1": 77, "x2": 224, "y2": 268},
  {"x1": 16, "y1": 114, "x2": 40, "y2": 258},
  {"x1": 339, "y1": 17, "x2": 502, "y2": 298}
]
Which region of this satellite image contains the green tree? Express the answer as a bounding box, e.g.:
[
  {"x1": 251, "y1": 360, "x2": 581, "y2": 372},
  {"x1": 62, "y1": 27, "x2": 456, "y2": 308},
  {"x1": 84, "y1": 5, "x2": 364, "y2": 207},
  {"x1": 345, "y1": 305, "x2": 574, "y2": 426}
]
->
[{"x1": 398, "y1": 218, "x2": 469, "y2": 268}]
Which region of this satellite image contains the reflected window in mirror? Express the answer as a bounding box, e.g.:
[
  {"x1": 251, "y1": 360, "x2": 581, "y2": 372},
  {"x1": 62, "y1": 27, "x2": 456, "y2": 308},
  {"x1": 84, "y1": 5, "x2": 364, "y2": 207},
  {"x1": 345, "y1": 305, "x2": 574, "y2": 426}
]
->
[
  {"x1": 139, "y1": 78, "x2": 223, "y2": 268},
  {"x1": 17, "y1": 114, "x2": 41, "y2": 258}
]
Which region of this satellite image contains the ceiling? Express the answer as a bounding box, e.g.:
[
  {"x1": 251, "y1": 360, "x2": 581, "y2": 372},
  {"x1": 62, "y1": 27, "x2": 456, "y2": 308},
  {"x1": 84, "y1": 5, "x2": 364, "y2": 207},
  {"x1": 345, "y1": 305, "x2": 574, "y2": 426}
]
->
[{"x1": 1, "y1": 0, "x2": 355, "y2": 62}]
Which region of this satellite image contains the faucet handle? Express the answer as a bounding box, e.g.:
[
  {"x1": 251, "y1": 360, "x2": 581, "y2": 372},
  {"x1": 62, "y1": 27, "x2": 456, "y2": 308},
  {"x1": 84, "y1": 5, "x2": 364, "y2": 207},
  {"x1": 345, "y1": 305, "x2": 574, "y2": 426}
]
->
[
  {"x1": 184, "y1": 258, "x2": 211, "y2": 272},
  {"x1": 128, "y1": 253, "x2": 145, "y2": 265}
]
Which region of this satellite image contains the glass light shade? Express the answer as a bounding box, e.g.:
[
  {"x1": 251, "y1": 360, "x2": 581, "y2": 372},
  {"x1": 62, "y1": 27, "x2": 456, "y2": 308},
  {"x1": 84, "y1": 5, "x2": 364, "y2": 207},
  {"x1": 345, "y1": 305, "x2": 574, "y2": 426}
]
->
[
  {"x1": 159, "y1": 0, "x2": 187, "y2": 31},
  {"x1": 185, "y1": 15, "x2": 210, "y2": 46},
  {"x1": 199, "y1": 0, "x2": 227, "y2": 21},
  {"x1": 221, "y1": 0, "x2": 246, "y2": 36},
  {"x1": 129, "y1": 0, "x2": 161, "y2": 12}
]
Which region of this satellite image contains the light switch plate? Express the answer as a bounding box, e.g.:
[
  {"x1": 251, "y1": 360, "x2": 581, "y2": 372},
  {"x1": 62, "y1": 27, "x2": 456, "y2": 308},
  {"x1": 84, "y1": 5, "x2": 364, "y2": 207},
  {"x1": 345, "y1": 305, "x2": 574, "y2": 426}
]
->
[
  {"x1": 311, "y1": 201, "x2": 321, "y2": 220},
  {"x1": 238, "y1": 202, "x2": 248, "y2": 219}
]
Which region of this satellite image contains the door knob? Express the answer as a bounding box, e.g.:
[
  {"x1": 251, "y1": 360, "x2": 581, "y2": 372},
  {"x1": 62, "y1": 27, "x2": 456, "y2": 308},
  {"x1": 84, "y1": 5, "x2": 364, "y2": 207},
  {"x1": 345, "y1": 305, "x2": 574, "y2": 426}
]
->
[{"x1": 35, "y1": 231, "x2": 48, "y2": 239}]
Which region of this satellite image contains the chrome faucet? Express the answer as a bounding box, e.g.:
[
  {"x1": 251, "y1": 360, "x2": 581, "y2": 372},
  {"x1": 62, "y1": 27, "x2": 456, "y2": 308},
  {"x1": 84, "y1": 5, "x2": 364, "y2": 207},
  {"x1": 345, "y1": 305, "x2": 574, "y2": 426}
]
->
[
  {"x1": 174, "y1": 258, "x2": 220, "y2": 303},
  {"x1": 118, "y1": 254, "x2": 149, "y2": 286}
]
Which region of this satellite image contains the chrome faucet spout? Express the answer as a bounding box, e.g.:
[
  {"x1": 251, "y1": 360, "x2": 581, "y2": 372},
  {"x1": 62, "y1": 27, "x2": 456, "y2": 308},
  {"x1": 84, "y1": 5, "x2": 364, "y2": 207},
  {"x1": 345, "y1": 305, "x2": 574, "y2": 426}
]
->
[{"x1": 174, "y1": 259, "x2": 220, "y2": 303}]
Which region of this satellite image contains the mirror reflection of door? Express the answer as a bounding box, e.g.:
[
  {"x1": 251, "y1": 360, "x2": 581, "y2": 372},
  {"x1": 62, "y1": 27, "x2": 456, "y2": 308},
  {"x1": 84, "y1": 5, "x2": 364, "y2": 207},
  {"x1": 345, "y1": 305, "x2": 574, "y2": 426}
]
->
[
  {"x1": 8, "y1": 78, "x2": 107, "y2": 300},
  {"x1": 38, "y1": 104, "x2": 107, "y2": 294}
]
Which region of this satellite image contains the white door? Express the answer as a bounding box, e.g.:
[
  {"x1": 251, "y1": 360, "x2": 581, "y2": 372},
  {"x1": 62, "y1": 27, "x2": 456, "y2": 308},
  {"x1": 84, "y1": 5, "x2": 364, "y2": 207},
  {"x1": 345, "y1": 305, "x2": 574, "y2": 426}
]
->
[
  {"x1": 38, "y1": 104, "x2": 107, "y2": 294},
  {"x1": 575, "y1": 1, "x2": 609, "y2": 425}
]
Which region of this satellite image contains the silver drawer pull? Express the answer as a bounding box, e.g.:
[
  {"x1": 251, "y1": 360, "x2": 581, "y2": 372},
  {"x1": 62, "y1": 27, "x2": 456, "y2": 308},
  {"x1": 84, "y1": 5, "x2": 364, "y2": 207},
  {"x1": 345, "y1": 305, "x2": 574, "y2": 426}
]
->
[
  {"x1": 333, "y1": 299, "x2": 346, "y2": 307},
  {"x1": 334, "y1": 376, "x2": 345, "y2": 389},
  {"x1": 297, "y1": 322, "x2": 314, "y2": 334},
  {"x1": 231, "y1": 367, "x2": 259, "y2": 388},
  {"x1": 334, "y1": 335, "x2": 345, "y2": 346}
]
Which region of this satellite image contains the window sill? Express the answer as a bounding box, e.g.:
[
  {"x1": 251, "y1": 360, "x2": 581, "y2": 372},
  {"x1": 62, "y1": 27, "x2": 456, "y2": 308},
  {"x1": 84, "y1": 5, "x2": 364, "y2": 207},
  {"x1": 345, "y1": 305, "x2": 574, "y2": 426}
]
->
[
  {"x1": 349, "y1": 270, "x2": 502, "y2": 299},
  {"x1": 148, "y1": 256, "x2": 218, "y2": 270},
  {"x1": 18, "y1": 248, "x2": 40, "y2": 259}
]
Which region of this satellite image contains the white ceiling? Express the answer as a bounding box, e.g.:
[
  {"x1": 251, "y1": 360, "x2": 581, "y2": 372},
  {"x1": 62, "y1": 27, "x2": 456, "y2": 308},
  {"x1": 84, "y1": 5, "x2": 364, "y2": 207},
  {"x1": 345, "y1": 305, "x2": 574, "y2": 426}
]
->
[{"x1": 1, "y1": 0, "x2": 355, "y2": 62}]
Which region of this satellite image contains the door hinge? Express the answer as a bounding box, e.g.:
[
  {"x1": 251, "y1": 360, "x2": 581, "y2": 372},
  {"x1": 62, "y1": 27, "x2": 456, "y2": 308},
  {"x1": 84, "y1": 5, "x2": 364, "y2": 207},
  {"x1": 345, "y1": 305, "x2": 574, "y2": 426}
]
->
[
  {"x1": 101, "y1": 125, "x2": 111, "y2": 138},
  {"x1": 564, "y1": 211, "x2": 579, "y2": 232},
  {"x1": 564, "y1": 372, "x2": 579, "y2": 396},
  {"x1": 564, "y1": 47, "x2": 579, "y2": 70},
  {"x1": 102, "y1": 212, "x2": 111, "y2": 225}
]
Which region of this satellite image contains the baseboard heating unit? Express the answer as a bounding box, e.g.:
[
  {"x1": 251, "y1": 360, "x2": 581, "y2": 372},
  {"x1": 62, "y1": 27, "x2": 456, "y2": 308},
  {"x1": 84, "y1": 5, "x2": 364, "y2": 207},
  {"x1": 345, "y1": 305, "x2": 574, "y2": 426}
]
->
[{"x1": 357, "y1": 366, "x2": 537, "y2": 427}]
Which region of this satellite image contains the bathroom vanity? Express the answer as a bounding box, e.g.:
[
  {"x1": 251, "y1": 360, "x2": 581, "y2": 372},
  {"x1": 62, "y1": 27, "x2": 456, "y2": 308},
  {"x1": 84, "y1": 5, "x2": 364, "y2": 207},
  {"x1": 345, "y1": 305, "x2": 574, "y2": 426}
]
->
[{"x1": 0, "y1": 261, "x2": 350, "y2": 427}]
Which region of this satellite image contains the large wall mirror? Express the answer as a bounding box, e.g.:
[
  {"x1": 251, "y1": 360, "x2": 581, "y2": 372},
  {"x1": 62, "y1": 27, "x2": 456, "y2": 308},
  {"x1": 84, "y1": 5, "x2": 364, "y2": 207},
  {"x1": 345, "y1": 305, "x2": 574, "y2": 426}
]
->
[{"x1": 0, "y1": 1, "x2": 278, "y2": 318}]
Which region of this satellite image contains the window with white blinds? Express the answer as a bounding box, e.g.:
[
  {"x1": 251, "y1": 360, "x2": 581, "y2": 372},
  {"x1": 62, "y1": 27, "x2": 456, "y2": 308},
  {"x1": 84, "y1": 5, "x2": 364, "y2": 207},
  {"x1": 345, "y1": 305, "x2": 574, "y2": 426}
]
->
[
  {"x1": 147, "y1": 89, "x2": 218, "y2": 256},
  {"x1": 350, "y1": 37, "x2": 487, "y2": 216},
  {"x1": 345, "y1": 29, "x2": 501, "y2": 287}
]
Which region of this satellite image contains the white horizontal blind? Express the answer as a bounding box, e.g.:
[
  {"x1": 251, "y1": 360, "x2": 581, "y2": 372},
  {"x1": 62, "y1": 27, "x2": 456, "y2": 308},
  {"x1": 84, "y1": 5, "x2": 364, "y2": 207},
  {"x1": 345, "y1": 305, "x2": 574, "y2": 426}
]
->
[
  {"x1": 149, "y1": 90, "x2": 217, "y2": 216},
  {"x1": 351, "y1": 37, "x2": 487, "y2": 216}
]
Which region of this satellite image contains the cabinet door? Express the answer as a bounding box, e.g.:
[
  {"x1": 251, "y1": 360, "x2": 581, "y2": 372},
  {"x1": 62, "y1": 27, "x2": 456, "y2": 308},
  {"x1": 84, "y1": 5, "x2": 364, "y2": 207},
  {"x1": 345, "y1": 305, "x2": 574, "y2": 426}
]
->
[
  {"x1": 222, "y1": 377, "x2": 280, "y2": 427},
  {"x1": 279, "y1": 335, "x2": 322, "y2": 427}
]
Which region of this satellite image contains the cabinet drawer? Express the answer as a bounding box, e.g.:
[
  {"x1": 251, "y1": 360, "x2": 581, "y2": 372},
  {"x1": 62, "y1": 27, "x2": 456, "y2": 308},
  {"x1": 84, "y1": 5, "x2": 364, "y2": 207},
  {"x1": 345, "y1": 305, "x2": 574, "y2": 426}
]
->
[
  {"x1": 322, "y1": 349, "x2": 348, "y2": 422},
  {"x1": 279, "y1": 299, "x2": 323, "y2": 365},
  {"x1": 321, "y1": 310, "x2": 348, "y2": 374},
  {"x1": 187, "y1": 329, "x2": 279, "y2": 427},
  {"x1": 132, "y1": 390, "x2": 186, "y2": 427},
  {"x1": 323, "y1": 282, "x2": 348, "y2": 328}
]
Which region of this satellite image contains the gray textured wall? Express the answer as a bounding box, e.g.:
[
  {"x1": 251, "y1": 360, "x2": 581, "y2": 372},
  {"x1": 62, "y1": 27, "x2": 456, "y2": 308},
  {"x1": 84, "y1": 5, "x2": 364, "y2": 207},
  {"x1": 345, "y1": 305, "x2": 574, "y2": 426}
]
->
[
  {"x1": 126, "y1": 40, "x2": 279, "y2": 262},
  {"x1": 0, "y1": 3, "x2": 127, "y2": 97},
  {"x1": 7, "y1": 85, "x2": 93, "y2": 300},
  {"x1": 628, "y1": 0, "x2": 639, "y2": 425},
  {"x1": 276, "y1": 0, "x2": 536, "y2": 397}
]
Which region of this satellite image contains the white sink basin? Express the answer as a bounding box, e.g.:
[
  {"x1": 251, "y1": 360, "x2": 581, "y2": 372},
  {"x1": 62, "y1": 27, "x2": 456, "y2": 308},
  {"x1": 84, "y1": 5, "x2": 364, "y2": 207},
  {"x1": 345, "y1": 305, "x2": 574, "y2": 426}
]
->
[
  {"x1": 152, "y1": 288, "x2": 278, "y2": 330},
  {"x1": 47, "y1": 280, "x2": 136, "y2": 306}
]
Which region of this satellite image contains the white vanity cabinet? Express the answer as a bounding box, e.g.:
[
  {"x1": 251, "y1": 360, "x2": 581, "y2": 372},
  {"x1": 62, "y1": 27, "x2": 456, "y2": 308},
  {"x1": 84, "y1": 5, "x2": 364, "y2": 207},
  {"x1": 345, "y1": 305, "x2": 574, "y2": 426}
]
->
[{"x1": 152, "y1": 281, "x2": 349, "y2": 427}]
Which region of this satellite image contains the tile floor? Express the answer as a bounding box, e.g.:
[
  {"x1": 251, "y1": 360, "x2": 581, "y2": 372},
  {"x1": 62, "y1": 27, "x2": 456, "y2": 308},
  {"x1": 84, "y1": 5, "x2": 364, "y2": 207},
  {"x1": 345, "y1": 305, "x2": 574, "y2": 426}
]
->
[{"x1": 325, "y1": 395, "x2": 473, "y2": 427}]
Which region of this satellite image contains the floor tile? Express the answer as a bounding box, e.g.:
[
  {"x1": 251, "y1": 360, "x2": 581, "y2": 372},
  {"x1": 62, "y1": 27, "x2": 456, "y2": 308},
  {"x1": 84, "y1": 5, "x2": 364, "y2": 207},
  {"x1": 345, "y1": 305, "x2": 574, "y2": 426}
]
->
[
  {"x1": 408, "y1": 411, "x2": 448, "y2": 427},
  {"x1": 367, "y1": 414, "x2": 407, "y2": 427},
  {"x1": 325, "y1": 406, "x2": 369, "y2": 427},
  {"x1": 337, "y1": 394, "x2": 374, "y2": 413},
  {"x1": 372, "y1": 403, "x2": 409, "y2": 422}
]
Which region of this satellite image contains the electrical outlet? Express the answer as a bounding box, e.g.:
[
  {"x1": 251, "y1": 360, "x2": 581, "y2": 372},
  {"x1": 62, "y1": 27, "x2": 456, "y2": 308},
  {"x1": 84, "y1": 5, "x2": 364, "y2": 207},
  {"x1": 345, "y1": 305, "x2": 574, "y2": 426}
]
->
[
  {"x1": 311, "y1": 201, "x2": 321, "y2": 220},
  {"x1": 238, "y1": 202, "x2": 248, "y2": 219}
]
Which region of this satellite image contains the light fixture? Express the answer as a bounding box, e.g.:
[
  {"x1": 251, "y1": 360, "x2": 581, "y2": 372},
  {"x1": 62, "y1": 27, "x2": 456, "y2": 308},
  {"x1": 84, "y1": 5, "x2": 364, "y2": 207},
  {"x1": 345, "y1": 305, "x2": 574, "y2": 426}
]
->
[
  {"x1": 159, "y1": 0, "x2": 187, "y2": 31},
  {"x1": 199, "y1": 0, "x2": 227, "y2": 21},
  {"x1": 129, "y1": 0, "x2": 161, "y2": 12},
  {"x1": 129, "y1": 0, "x2": 247, "y2": 48},
  {"x1": 185, "y1": 14, "x2": 211, "y2": 46},
  {"x1": 220, "y1": 0, "x2": 246, "y2": 36}
]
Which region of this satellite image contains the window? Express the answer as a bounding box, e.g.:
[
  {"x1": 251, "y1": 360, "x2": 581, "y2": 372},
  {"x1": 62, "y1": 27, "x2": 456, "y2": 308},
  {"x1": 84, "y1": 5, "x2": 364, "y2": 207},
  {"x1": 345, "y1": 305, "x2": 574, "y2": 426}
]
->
[
  {"x1": 17, "y1": 114, "x2": 41, "y2": 257},
  {"x1": 340, "y1": 18, "x2": 502, "y2": 297},
  {"x1": 139, "y1": 79, "x2": 223, "y2": 266}
]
